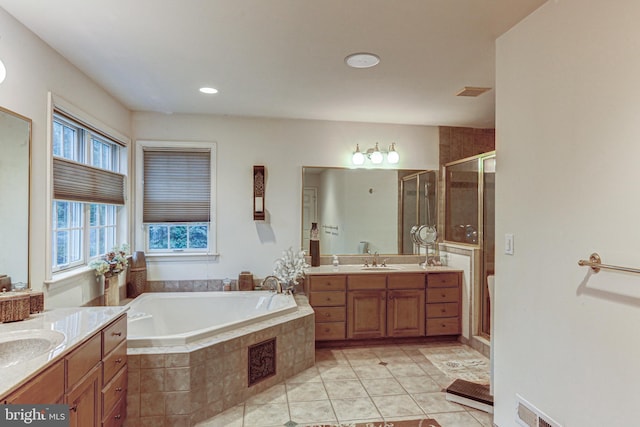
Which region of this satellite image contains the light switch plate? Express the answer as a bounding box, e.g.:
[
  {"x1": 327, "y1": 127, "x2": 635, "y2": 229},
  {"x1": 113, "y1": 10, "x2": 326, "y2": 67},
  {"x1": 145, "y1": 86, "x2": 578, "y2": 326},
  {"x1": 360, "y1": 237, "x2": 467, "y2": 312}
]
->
[{"x1": 505, "y1": 233, "x2": 514, "y2": 255}]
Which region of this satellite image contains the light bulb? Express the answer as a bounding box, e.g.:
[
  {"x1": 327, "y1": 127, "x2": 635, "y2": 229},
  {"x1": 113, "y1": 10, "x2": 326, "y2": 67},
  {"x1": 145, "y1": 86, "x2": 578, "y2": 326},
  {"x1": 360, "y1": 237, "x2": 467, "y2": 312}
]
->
[
  {"x1": 387, "y1": 143, "x2": 399, "y2": 164},
  {"x1": 352, "y1": 144, "x2": 365, "y2": 165},
  {"x1": 370, "y1": 143, "x2": 383, "y2": 164}
]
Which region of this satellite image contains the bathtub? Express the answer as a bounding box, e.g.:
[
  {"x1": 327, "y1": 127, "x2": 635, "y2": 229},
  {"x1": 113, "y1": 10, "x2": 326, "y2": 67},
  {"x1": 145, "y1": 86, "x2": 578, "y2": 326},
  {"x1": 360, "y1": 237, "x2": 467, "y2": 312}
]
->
[{"x1": 125, "y1": 291, "x2": 298, "y2": 347}]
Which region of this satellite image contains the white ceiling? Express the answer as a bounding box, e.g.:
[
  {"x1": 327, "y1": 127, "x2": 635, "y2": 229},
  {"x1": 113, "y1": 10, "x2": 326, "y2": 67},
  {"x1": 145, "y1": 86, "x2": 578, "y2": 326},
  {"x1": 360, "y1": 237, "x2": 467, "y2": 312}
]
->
[{"x1": 0, "y1": 0, "x2": 546, "y2": 127}]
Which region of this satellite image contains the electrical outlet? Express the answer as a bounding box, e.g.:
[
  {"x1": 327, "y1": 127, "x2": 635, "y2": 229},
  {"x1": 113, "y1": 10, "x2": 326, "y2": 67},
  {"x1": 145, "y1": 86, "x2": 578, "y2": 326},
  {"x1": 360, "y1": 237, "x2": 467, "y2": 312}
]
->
[{"x1": 505, "y1": 233, "x2": 514, "y2": 255}]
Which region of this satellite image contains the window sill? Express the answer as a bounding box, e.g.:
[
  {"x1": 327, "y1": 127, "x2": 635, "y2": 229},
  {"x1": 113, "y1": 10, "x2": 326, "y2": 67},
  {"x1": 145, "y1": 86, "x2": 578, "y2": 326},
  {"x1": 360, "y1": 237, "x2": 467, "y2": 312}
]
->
[
  {"x1": 145, "y1": 252, "x2": 220, "y2": 262},
  {"x1": 45, "y1": 266, "x2": 96, "y2": 288}
]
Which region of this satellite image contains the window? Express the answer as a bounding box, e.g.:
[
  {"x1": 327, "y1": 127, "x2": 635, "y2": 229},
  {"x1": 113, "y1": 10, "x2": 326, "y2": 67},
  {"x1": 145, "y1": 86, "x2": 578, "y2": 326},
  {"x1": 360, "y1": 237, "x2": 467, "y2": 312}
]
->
[
  {"x1": 136, "y1": 141, "x2": 216, "y2": 254},
  {"x1": 51, "y1": 112, "x2": 126, "y2": 272}
]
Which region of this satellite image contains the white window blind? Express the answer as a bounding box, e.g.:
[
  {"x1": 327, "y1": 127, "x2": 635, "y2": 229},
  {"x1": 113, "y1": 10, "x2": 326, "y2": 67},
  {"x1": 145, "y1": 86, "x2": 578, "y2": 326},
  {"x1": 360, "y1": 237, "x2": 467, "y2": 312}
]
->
[{"x1": 143, "y1": 149, "x2": 211, "y2": 223}]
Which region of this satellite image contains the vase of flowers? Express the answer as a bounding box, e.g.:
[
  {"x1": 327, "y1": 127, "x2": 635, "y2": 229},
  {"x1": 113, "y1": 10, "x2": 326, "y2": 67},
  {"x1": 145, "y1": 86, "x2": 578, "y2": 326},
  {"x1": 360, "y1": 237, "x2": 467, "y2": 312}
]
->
[
  {"x1": 89, "y1": 243, "x2": 130, "y2": 277},
  {"x1": 273, "y1": 247, "x2": 309, "y2": 293}
]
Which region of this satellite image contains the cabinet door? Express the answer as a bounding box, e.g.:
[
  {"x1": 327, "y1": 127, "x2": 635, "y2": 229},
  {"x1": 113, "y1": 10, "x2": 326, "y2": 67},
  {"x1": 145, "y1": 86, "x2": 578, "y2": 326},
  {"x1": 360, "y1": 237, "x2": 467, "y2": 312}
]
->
[
  {"x1": 5, "y1": 360, "x2": 65, "y2": 404},
  {"x1": 67, "y1": 364, "x2": 101, "y2": 427},
  {"x1": 387, "y1": 290, "x2": 425, "y2": 337},
  {"x1": 347, "y1": 290, "x2": 386, "y2": 339}
]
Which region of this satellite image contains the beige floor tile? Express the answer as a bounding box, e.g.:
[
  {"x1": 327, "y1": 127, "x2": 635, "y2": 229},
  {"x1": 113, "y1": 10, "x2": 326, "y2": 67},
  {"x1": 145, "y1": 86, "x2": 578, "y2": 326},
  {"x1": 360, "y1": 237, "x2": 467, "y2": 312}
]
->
[
  {"x1": 352, "y1": 363, "x2": 394, "y2": 380},
  {"x1": 195, "y1": 404, "x2": 244, "y2": 427},
  {"x1": 467, "y1": 408, "x2": 494, "y2": 427},
  {"x1": 371, "y1": 394, "x2": 425, "y2": 418},
  {"x1": 289, "y1": 400, "x2": 337, "y2": 424},
  {"x1": 412, "y1": 391, "x2": 466, "y2": 414},
  {"x1": 387, "y1": 362, "x2": 427, "y2": 378},
  {"x1": 315, "y1": 349, "x2": 349, "y2": 365},
  {"x1": 429, "y1": 373, "x2": 456, "y2": 388},
  {"x1": 287, "y1": 381, "x2": 329, "y2": 402},
  {"x1": 331, "y1": 397, "x2": 382, "y2": 422},
  {"x1": 431, "y1": 411, "x2": 484, "y2": 426},
  {"x1": 318, "y1": 365, "x2": 358, "y2": 381},
  {"x1": 243, "y1": 403, "x2": 290, "y2": 427},
  {"x1": 418, "y1": 361, "x2": 445, "y2": 376},
  {"x1": 244, "y1": 384, "x2": 287, "y2": 405},
  {"x1": 396, "y1": 375, "x2": 442, "y2": 394},
  {"x1": 286, "y1": 366, "x2": 323, "y2": 384},
  {"x1": 323, "y1": 379, "x2": 369, "y2": 399},
  {"x1": 360, "y1": 377, "x2": 406, "y2": 396}
]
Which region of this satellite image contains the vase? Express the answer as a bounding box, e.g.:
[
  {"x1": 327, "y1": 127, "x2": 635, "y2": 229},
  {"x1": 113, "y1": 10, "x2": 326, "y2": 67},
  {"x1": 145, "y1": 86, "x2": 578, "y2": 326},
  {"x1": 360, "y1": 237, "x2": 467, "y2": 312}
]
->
[
  {"x1": 104, "y1": 272, "x2": 123, "y2": 306},
  {"x1": 128, "y1": 251, "x2": 147, "y2": 298}
]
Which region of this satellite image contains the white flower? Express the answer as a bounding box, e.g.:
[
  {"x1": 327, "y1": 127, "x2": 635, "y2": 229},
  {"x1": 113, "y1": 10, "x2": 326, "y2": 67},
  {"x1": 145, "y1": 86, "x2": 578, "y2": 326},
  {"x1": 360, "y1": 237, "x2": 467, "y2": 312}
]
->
[{"x1": 273, "y1": 247, "x2": 309, "y2": 288}]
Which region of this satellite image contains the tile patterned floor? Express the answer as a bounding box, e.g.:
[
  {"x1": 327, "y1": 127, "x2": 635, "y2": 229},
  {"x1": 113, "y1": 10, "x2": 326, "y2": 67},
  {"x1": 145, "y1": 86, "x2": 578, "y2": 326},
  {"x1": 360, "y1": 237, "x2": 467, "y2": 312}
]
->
[{"x1": 196, "y1": 342, "x2": 493, "y2": 427}]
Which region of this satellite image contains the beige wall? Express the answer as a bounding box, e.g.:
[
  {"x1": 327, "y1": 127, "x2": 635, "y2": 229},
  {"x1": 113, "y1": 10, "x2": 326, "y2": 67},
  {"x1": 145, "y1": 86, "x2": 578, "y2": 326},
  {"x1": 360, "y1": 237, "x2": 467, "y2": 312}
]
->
[{"x1": 495, "y1": 0, "x2": 640, "y2": 425}]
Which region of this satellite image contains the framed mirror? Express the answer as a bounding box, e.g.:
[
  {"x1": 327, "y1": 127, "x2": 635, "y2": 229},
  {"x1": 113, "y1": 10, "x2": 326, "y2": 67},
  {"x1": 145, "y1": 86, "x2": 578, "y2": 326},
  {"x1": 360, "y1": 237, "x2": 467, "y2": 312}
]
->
[
  {"x1": 0, "y1": 107, "x2": 31, "y2": 286},
  {"x1": 302, "y1": 167, "x2": 437, "y2": 256}
]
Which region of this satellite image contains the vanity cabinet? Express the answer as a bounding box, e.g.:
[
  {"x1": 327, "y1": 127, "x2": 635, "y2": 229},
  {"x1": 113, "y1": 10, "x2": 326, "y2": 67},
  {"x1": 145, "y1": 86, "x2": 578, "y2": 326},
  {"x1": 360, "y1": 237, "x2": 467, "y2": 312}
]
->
[
  {"x1": 0, "y1": 313, "x2": 127, "y2": 427},
  {"x1": 426, "y1": 272, "x2": 462, "y2": 336},
  {"x1": 347, "y1": 274, "x2": 387, "y2": 339},
  {"x1": 308, "y1": 275, "x2": 346, "y2": 341},
  {"x1": 307, "y1": 270, "x2": 461, "y2": 343}
]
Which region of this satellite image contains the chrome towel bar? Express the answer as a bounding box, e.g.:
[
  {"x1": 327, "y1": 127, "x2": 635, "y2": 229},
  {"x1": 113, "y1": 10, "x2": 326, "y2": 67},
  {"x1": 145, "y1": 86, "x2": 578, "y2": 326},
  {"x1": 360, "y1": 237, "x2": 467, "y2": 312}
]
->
[{"x1": 578, "y1": 252, "x2": 640, "y2": 274}]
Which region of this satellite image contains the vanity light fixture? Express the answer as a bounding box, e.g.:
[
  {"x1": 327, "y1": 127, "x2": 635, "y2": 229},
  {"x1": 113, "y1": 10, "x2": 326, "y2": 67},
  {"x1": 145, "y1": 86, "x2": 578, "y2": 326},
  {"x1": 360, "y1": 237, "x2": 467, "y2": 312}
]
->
[
  {"x1": 0, "y1": 59, "x2": 6, "y2": 84},
  {"x1": 351, "y1": 142, "x2": 400, "y2": 166}
]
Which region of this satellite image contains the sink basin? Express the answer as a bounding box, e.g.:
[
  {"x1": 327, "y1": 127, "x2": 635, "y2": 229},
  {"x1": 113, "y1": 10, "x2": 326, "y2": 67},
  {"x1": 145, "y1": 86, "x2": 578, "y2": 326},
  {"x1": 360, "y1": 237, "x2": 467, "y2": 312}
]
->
[
  {"x1": 361, "y1": 266, "x2": 399, "y2": 271},
  {"x1": 0, "y1": 329, "x2": 65, "y2": 368}
]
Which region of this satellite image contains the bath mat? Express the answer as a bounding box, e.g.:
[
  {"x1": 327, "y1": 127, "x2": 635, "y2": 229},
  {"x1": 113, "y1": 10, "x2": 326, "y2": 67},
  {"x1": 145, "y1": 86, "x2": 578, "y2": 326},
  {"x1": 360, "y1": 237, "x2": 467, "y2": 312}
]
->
[
  {"x1": 299, "y1": 420, "x2": 442, "y2": 427},
  {"x1": 420, "y1": 346, "x2": 490, "y2": 383},
  {"x1": 446, "y1": 378, "x2": 493, "y2": 413}
]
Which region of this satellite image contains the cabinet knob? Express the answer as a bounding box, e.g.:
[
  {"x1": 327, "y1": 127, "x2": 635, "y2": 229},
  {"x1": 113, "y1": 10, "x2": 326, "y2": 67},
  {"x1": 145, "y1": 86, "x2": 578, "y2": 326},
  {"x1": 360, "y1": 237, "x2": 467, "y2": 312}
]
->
[
  {"x1": 116, "y1": 387, "x2": 123, "y2": 392},
  {"x1": 114, "y1": 414, "x2": 121, "y2": 420},
  {"x1": 326, "y1": 297, "x2": 331, "y2": 301},
  {"x1": 324, "y1": 328, "x2": 330, "y2": 333},
  {"x1": 324, "y1": 313, "x2": 330, "y2": 317},
  {"x1": 115, "y1": 358, "x2": 123, "y2": 364},
  {"x1": 70, "y1": 405, "x2": 78, "y2": 412},
  {"x1": 112, "y1": 331, "x2": 122, "y2": 337}
]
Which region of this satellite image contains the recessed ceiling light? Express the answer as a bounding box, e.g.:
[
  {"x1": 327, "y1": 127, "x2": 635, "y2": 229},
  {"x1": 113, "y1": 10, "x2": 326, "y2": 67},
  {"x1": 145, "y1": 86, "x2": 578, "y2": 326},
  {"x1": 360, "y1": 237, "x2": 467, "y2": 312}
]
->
[
  {"x1": 199, "y1": 87, "x2": 218, "y2": 94},
  {"x1": 345, "y1": 53, "x2": 380, "y2": 69}
]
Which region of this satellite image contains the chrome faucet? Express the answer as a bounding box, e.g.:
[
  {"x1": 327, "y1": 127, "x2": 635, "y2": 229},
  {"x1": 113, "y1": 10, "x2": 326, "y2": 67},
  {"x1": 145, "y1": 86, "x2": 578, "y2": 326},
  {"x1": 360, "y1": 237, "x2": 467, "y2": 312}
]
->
[
  {"x1": 372, "y1": 251, "x2": 379, "y2": 267},
  {"x1": 261, "y1": 275, "x2": 283, "y2": 293}
]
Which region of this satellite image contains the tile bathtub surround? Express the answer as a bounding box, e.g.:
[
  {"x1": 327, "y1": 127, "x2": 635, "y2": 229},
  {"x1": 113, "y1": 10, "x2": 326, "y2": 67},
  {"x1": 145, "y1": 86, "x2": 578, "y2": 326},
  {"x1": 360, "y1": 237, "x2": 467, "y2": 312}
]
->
[
  {"x1": 126, "y1": 295, "x2": 315, "y2": 427},
  {"x1": 196, "y1": 343, "x2": 492, "y2": 427}
]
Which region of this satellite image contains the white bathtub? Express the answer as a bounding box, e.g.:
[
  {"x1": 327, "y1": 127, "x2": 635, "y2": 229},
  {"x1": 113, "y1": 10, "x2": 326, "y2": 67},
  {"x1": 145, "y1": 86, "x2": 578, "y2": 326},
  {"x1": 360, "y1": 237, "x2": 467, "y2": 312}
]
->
[{"x1": 125, "y1": 291, "x2": 298, "y2": 347}]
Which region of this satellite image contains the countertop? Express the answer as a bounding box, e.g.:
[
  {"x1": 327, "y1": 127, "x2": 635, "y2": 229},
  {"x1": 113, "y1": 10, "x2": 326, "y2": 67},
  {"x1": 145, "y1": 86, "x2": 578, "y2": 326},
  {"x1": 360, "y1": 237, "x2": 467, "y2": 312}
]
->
[
  {"x1": 305, "y1": 264, "x2": 460, "y2": 275},
  {"x1": 0, "y1": 306, "x2": 127, "y2": 398}
]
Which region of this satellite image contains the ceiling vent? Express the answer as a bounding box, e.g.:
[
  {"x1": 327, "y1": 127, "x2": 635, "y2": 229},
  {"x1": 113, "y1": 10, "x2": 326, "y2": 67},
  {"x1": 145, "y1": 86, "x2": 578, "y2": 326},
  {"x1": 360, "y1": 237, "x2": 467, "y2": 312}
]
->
[{"x1": 456, "y1": 86, "x2": 492, "y2": 97}]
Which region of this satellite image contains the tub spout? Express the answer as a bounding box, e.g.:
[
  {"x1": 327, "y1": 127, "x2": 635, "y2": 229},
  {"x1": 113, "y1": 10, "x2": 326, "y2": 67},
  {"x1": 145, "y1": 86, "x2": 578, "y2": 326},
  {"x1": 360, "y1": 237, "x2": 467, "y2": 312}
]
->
[{"x1": 261, "y1": 275, "x2": 283, "y2": 293}]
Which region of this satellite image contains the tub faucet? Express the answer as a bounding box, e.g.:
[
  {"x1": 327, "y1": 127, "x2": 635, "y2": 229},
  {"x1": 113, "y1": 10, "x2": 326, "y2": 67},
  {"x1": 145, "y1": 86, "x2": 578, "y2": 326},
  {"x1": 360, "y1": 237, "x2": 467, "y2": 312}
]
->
[{"x1": 262, "y1": 275, "x2": 283, "y2": 294}]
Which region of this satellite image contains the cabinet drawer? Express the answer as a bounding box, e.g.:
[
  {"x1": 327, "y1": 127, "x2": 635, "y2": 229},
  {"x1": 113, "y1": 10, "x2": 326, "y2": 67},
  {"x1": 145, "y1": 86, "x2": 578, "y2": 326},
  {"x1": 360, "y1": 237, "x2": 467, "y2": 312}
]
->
[
  {"x1": 388, "y1": 273, "x2": 425, "y2": 290},
  {"x1": 6, "y1": 360, "x2": 64, "y2": 404},
  {"x1": 426, "y1": 302, "x2": 459, "y2": 318},
  {"x1": 102, "y1": 365, "x2": 127, "y2": 418},
  {"x1": 103, "y1": 314, "x2": 127, "y2": 356},
  {"x1": 426, "y1": 318, "x2": 460, "y2": 336},
  {"x1": 315, "y1": 322, "x2": 346, "y2": 341},
  {"x1": 103, "y1": 339, "x2": 127, "y2": 385},
  {"x1": 309, "y1": 275, "x2": 346, "y2": 291},
  {"x1": 66, "y1": 332, "x2": 102, "y2": 390},
  {"x1": 426, "y1": 288, "x2": 459, "y2": 303},
  {"x1": 309, "y1": 291, "x2": 345, "y2": 307},
  {"x1": 102, "y1": 395, "x2": 126, "y2": 427},
  {"x1": 348, "y1": 274, "x2": 386, "y2": 290},
  {"x1": 313, "y1": 306, "x2": 345, "y2": 322},
  {"x1": 427, "y1": 272, "x2": 459, "y2": 288}
]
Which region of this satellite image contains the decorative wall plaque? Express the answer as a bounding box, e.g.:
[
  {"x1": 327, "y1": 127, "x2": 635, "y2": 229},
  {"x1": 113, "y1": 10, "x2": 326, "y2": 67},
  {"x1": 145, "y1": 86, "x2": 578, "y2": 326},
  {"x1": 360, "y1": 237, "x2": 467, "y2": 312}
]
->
[{"x1": 253, "y1": 165, "x2": 265, "y2": 220}]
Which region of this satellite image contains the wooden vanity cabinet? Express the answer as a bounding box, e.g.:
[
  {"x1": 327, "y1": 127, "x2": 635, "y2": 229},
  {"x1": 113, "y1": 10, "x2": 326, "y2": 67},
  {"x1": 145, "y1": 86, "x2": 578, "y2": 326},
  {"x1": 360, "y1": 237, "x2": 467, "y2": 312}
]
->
[
  {"x1": 387, "y1": 274, "x2": 425, "y2": 337},
  {"x1": 0, "y1": 313, "x2": 127, "y2": 427},
  {"x1": 347, "y1": 274, "x2": 386, "y2": 339},
  {"x1": 426, "y1": 272, "x2": 462, "y2": 336},
  {"x1": 308, "y1": 275, "x2": 347, "y2": 341}
]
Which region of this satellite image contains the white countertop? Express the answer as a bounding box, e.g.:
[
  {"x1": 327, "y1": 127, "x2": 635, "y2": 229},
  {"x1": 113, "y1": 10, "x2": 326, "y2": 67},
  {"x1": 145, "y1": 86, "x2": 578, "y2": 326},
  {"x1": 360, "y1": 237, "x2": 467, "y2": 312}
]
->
[
  {"x1": 0, "y1": 306, "x2": 127, "y2": 398},
  {"x1": 305, "y1": 264, "x2": 460, "y2": 275}
]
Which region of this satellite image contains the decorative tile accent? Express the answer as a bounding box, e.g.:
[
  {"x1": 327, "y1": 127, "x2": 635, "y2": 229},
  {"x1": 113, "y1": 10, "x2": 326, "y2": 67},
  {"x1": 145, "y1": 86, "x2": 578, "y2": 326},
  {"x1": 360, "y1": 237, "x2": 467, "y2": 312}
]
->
[{"x1": 248, "y1": 338, "x2": 277, "y2": 386}]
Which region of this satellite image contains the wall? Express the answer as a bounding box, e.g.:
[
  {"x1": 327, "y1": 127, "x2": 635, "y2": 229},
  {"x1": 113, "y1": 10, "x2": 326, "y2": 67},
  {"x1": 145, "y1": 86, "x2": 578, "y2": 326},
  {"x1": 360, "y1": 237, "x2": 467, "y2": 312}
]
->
[
  {"x1": 495, "y1": 0, "x2": 640, "y2": 425},
  {"x1": 133, "y1": 112, "x2": 440, "y2": 281},
  {"x1": 0, "y1": 8, "x2": 131, "y2": 305}
]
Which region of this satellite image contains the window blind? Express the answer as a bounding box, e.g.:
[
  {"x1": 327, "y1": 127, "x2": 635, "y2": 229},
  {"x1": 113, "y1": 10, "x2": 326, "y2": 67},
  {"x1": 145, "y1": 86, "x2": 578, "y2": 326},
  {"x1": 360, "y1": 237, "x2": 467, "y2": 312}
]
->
[
  {"x1": 143, "y1": 149, "x2": 211, "y2": 223},
  {"x1": 53, "y1": 157, "x2": 125, "y2": 205}
]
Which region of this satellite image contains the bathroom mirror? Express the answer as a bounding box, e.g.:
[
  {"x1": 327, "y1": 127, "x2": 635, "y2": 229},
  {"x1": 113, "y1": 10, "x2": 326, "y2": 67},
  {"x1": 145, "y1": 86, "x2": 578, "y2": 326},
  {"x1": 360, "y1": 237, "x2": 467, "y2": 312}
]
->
[
  {"x1": 0, "y1": 107, "x2": 31, "y2": 285},
  {"x1": 302, "y1": 167, "x2": 437, "y2": 255}
]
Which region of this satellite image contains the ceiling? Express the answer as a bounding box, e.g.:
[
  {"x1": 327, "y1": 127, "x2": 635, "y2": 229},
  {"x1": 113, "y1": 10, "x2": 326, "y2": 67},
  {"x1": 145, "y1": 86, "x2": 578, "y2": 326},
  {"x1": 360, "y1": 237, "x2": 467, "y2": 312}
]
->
[{"x1": 0, "y1": 0, "x2": 546, "y2": 127}]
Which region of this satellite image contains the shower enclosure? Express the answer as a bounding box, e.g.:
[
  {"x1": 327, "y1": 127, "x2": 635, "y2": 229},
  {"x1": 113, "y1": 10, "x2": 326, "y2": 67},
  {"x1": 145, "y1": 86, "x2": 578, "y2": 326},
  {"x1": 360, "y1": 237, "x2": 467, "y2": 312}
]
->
[
  {"x1": 444, "y1": 152, "x2": 495, "y2": 338},
  {"x1": 400, "y1": 171, "x2": 437, "y2": 255}
]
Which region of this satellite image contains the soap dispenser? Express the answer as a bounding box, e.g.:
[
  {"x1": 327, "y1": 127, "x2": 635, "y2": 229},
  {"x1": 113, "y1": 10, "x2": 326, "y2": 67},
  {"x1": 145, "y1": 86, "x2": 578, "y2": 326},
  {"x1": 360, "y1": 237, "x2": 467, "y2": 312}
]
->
[{"x1": 332, "y1": 255, "x2": 339, "y2": 271}]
